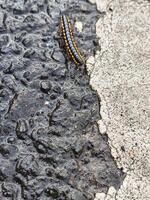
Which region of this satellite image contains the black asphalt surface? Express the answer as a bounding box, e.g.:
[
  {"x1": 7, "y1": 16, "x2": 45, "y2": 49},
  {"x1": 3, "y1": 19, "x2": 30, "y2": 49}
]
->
[{"x1": 0, "y1": 0, "x2": 124, "y2": 199}]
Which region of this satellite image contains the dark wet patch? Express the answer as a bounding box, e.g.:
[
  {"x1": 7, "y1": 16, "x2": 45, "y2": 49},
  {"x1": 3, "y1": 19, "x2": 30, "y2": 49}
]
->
[{"x1": 0, "y1": 0, "x2": 124, "y2": 199}]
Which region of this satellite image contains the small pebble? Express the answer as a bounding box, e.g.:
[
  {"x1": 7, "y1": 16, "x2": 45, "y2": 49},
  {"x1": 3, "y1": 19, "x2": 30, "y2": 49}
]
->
[{"x1": 40, "y1": 80, "x2": 51, "y2": 93}]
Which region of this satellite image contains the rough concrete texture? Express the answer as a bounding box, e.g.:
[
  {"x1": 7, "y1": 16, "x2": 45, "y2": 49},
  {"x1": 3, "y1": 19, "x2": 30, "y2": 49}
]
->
[{"x1": 87, "y1": 0, "x2": 150, "y2": 199}]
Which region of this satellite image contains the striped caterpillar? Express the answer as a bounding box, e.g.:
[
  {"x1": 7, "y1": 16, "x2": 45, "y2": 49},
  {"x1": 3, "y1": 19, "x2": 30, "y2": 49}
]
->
[{"x1": 59, "y1": 15, "x2": 86, "y2": 66}]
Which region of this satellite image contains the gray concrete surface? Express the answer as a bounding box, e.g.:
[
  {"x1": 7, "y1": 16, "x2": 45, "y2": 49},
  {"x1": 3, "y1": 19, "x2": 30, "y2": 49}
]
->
[{"x1": 87, "y1": 0, "x2": 150, "y2": 199}]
